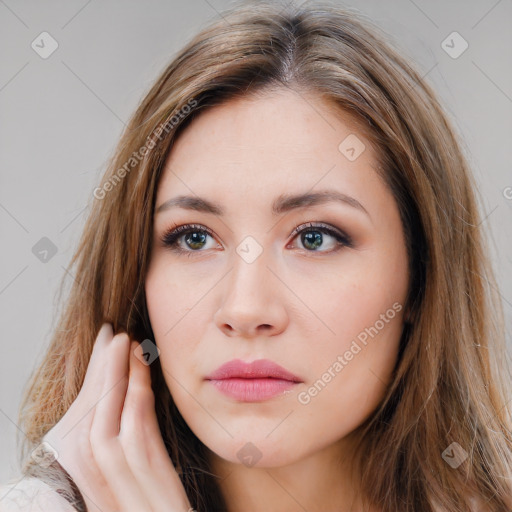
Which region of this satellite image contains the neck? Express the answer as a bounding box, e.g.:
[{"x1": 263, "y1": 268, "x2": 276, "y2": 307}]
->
[{"x1": 207, "y1": 431, "x2": 374, "y2": 512}]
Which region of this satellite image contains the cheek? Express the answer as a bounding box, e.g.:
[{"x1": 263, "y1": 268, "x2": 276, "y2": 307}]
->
[
  {"x1": 145, "y1": 259, "x2": 201, "y2": 344},
  {"x1": 144, "y1": 263, "x2": 206, "y2": 392},
  {"x1": 299, "y1": 299, "x2": 403, "y2": 409},
  {"x1": 294, "y1": 301, "x2": 404, "y2": 449},
  {"x1": 145, "y1": 253, "x2": 221, "y2": 328},
  {"x1": 293, "y1": 252, "x2": 406, "y2": 415},
  {"x1": 295, "y1": 259, "x2": 405, "y2": 358}
]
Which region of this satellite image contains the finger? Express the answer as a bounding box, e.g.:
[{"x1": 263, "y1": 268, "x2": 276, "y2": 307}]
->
[
  {"x1": 90, "y1": 332, "x2": 152, "y2": 512},
  {"x1": 42, "y1": 323, "x2": 122, "y2": 512},
  {"x1": 121, "y1": 341, "x2": 191, "y2": 511},
  {"x1": 76, "y1": 322, "x2": 113, "y2": 404},
  {"x1": 45, "y1": 323, "x2": 113, "y2": 444},
  {"x1": 92, "y1": 332, "x2": 130, "y2": 438}
]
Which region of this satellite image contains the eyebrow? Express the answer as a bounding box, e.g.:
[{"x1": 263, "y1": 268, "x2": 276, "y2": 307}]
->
[{"x1": 155, "y1": 190, "x2": 370, "y2": 218}]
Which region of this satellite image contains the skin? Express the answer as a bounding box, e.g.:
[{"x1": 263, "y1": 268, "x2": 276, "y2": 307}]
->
[{"x1": 145, "y1": 87, "x2": 410, "y2": 512}]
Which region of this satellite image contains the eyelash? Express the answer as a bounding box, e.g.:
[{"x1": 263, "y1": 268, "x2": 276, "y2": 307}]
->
[{"x1": 160, "y1": 222, "x2": 353, "y2": 257}]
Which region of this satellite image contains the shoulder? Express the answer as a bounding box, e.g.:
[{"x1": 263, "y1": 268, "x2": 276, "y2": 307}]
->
[{"x1": 0, "y1": 476, "x2": 75, "y2": 512}]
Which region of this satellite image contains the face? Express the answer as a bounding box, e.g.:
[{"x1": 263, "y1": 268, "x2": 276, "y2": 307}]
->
[{"x1": 145, "y1": 87, "x2": 409, "y2": 469}]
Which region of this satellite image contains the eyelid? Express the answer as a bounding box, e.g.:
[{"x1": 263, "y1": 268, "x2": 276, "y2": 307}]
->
[
  {"x1": 161, "y1": 221, "x2": 353, "y2": 253},
  {"x1": 161, "y1": 223, "x2": 220, "y2": 247},
  {"x1": 288, "y1": 221, "x2": 351, "y2": 244}
]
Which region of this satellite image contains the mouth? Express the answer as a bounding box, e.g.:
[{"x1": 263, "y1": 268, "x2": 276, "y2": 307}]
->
[{"x1": 205, "y1": 358, "x2": 303, "y2": 402}]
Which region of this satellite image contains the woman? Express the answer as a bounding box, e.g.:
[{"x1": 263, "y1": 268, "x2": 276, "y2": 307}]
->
[{"x1": 1, "y1": 1, "x2": 511, "y2": 511}]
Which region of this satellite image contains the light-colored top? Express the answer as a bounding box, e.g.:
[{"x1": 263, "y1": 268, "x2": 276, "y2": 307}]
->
[{"x1": 0, "y1": 476, "x2": 75, "y2": 512}]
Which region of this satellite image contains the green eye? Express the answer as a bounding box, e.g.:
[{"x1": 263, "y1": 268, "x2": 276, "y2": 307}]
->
[{"x1": 161, "y1": 221, "x2": 352, "y2": 255}]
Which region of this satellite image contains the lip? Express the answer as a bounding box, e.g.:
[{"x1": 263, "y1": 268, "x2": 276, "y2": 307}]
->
[{"x1": 205, "y1": 358, "x2": 303, "y2": 402}]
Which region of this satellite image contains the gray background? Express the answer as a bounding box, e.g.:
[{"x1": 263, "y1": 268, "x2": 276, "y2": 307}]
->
[{"x1": 1, "y1": 0, "x2": 511, "y2": 481}]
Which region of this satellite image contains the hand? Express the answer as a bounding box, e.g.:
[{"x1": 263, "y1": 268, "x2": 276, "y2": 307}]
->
[{"x1": 42, "y1": 323, "x2": 193, "y2": 512}]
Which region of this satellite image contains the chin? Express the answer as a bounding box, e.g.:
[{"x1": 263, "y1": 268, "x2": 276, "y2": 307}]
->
[{"x1": 202, "y1": 432, "x2": 307, "y2": 469}]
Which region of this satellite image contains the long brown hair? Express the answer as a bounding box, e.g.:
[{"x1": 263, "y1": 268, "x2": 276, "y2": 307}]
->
[{"x1": 18, "y1": 1, "x2": 512, "y2": 510}]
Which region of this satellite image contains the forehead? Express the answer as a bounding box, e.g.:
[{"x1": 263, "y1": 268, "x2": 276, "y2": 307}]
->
[{"x1": 156, "y1": 88, "x2": 385, "y2": 215}]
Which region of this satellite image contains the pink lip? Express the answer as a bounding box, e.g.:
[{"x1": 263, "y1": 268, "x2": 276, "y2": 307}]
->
[{"x1": 205, "y1": 358, "x2": 303, "y2": 402}]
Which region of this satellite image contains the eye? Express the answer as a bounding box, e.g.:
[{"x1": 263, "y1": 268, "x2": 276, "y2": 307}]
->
[
  {"x1": 160, "y1": 223, "x2": 219, "y2": 255},
  {"x1": 160, "y1": 221, "x2": 353, "y2": 256},
  {"x1": 287, "y1": 222, "x2": 353, "y2": 253}
]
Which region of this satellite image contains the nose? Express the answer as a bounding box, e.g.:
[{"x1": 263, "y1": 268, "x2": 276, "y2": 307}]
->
[{"x1": 213, "y1": 249, "x2": 289, "y2": 338}]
